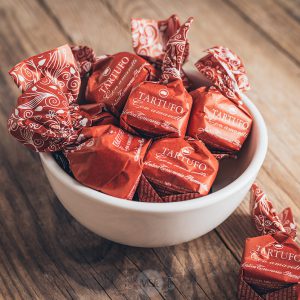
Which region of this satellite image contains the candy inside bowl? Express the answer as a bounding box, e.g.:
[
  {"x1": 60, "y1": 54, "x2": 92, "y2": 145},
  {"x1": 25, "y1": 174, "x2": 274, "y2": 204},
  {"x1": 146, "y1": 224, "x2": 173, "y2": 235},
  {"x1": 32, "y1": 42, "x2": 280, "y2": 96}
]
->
[
  {"x1": 39, "y1": 65, "x2": 267, "y2": 247},
  {"x1": 8, "y1": 15, "x2": 268, "y2": 247}
]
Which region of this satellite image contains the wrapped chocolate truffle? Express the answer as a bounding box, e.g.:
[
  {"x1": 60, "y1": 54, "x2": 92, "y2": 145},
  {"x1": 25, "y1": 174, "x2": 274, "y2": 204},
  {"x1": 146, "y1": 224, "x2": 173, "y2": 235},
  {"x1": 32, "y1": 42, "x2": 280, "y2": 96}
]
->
[
  {"x1": 120, "y1": 18, "x2": 193, "y2": 138},
  {"x1": 65, "y1": 125, "x2": 151, "y2": 199},
  {"x1": 7, "y1": 45, "x2": 150, "y2": 199},
  {"x1": 238, "y1": 184, "x2": 299, "y2": 299},
  {"x1": 7, "y1": 45, "x2": 85, "y2": 152},
  {"x1": 140, "y1": 137, "x2": 219, "y2": 198},
  {"x1": 188, "y1": 47, "x2": 253, "y2": 152},
  {"x1": 188, "y1": 86, "x2": 252, "y2": 152},
  {"x1": 85, "y1": 52, "x2": 155, "y2": 116},
  {"x1": 131, "y1": 14, "x2": 191, "y2": 89}
]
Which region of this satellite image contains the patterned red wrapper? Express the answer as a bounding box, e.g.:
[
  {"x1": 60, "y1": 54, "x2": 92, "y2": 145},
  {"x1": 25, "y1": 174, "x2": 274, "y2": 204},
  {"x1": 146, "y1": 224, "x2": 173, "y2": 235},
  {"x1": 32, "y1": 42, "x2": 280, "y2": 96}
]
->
[
  {"x1": 7, "y1": 44, "x2": 117, "y2": 152},
  {"x1": 195, "y1": 46, "x2": 251, "y2": 115},
  {"x1": 71, "y1": 45, "x2": 97, "y2": 77},
  {"x1": 85, "y1": 52, "x2": 155, "y2": 116},
  {"x1": 238, "y1": 183, "x2": 300, "y2": 299},
  {"x1": 7, "y1": 45, "x2": 88, "y2": 152},
  {"x1": 120, "y1": 18, "x2": 193, "y2": 138},
  {"x1": 190, "y1": 47, "x2": 253, "y2": 152},
  {"x1": 139, "y1": 137, "x2": 218, "y2": 199},
  {"x1": 188, "y1": 86, "x2": 252, "y2": 152},
  {"x1": 131, "y1": 14, "x2": 191, "y2": 90},
  {"x1": 65, "y1": 124, "x2": 151, "y2": 199}
]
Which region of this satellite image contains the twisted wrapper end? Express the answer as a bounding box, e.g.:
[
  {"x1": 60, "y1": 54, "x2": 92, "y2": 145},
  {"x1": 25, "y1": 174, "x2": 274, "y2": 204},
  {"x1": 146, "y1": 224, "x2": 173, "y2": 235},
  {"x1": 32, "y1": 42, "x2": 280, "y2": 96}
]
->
[
  {"x1": 131, "y1": 14, "x2": 182, "y2": 63},
  {"x1": 195, "y1": 46, "x2": 251, "y2": 116},
  {"x1": 161, "y1": 17, "x2": 193, "y2": 83},
  {"x1": 250, "y1": 183, "x2": 297, "y2": 239},
  {"x1": 7, "y1": 45, "x2": 96, "y2": 152}
]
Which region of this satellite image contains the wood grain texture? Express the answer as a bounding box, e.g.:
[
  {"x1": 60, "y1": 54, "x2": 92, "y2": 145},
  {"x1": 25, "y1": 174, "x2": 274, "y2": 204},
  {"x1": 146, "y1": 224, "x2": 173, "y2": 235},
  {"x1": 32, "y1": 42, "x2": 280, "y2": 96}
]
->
[{"x1": 0, "y1": 0, "x2": 299, "y2": 299}]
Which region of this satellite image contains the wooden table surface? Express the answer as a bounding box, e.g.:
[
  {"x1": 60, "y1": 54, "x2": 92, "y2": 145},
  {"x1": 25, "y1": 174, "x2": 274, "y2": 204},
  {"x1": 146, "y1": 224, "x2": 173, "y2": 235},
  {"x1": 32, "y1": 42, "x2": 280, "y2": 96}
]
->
[{"x1": 0, "y1": 0, "x2": 300, "y2": 299}]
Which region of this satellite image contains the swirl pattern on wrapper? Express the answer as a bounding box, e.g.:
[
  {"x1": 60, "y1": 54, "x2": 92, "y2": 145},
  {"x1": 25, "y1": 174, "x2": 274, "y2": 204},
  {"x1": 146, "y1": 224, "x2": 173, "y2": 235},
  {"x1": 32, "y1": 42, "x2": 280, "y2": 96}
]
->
[
  {"x1": 195, "y1": 46, "x2": 250, "y2": 115},
  {"x1": 161, "y1": 17, "x2": 193, "y2": 84},
  {"x1": 7, "y1": 45, "x2": 92, "y2": 152},
  {"x1": 7, "y1": 76, "x2": 86, "y2": 152},
  {"x1": 131, "y1": 14, "x2": 189, "y2": 64},
  {"x1": 238, "y1": 184, "x2": 299, "y2": 299},
  {"x1": 131, "y1": 15, "x2": 191, "y2": 89},
  {"x1": 250, "y1": 183, "x2": 297, "y2": 239},
  {"x1": 9, "y1": 44, "x2": 80, "y2": 104},
  {"x1": 71, "y1": 45, "x2": 97, "y2": 76}
]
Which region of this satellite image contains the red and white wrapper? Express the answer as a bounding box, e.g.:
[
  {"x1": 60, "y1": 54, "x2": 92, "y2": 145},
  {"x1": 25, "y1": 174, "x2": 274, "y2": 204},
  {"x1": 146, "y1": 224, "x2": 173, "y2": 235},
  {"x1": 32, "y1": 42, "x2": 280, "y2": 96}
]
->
[
  {"x1": 7, "y1": 45, "x2": 89, "y2": 151},
  {"x1": 120, "y1": 18, "x2": 193, "y2": 138},
  {"x1": 71, "y1": 45, "x2": 97, "y2": 77},
  {"x1": 250, "y1": 183, "x2": 297, "y2": 239},
  {"x1": 65, "y1": 124, "x2": 151, "y2": 199},
  {"x1": 238, "y1": 184, "x2": 299, "y2": 299},
  {"x1": 187, "y1": 86, "x2": 253, "y2": 152},
  {"x1": 9, "y1": 44, "x2": 80, "y2": 104},
  {"x1": 131, "y1": 14, "x2": 191, "y2": 89},
  {"x1": 85, "y1": 52, "x2": 155, "y2": 116},
  {"x1": 195, "y1": 46, "x2": 251, "y2": 116},
  {"x1": 138, "y1": 137, "x2": 218, "y2": 200}
]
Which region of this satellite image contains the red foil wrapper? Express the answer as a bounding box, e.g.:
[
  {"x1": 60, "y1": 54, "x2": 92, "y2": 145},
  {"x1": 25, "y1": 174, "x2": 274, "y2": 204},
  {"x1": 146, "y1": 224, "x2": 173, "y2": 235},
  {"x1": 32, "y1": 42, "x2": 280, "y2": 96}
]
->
[
  {"x1": 9, "y1": 44, "x2": 80, "y2": 104},
  {"x1": 7, "y1": 44, "x2": 87, "y2": 152},
  {"x1": 195, "y1": 46, "x2": 251, "y2": 115},
  {"x1": 131, "y1": 14, "x2": 191, "y2": 90},
  {"x1": 65, "y1": 124, "x2": 151, "y2": 199},
  {"x1": 85, "y1": 52, "x2": 155, "y2": 116},
  {"x1": 238, "y1": 184, "x2": 300, "y2": 299},
  {"x1": 187, "y1": 86, "x2": 252, "y2": 152},
  {"x1": 71, "y1": 45, "x2": 96, "y2": 77},
  {"x1": 131, "y1": 14, "x2": 183, "y2": 62},
  {"x1": 141, "y1": 137, "x2": 218, "y2": 197},
  {"x1": 120, "y1": 18, "x2": 193, "y2": 138}
]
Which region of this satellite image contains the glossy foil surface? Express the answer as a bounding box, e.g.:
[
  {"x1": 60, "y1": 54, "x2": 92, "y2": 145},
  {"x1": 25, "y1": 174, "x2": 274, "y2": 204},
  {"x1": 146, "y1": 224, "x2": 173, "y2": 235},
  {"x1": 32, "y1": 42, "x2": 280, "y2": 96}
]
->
[
  {"x1": 238, "y1": 184, "x2": 300, "y2": 299},
  {"x1": 188, "y1": 86, "x2": 252, "y2": 152},
  {"x1": 142, "y1": 137, "x2": 219, "y2": 195},
  {"x1": 121, "y1": 18, "x2": 193, "y2": 138},
  {"x1": 131, "y1": 15, "x2": 191, "y2": 89},
  {"x1": 65, "y1": 124, "x2": 151, "y2": 199},
  {"x1": 120, "y1": 80, "x2": 192, "y2": 137},
  {"x1": 85, "y1": 52, "x2": 154, "y2": 116}
]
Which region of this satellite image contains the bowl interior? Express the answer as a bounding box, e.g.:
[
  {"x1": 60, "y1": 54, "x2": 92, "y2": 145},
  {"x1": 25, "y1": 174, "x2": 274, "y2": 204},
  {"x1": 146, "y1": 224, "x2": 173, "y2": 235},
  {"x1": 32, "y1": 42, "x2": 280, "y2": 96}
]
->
[
  {"x1": 212, "y1": 130, "x2": 254, "y2": 192},
  {"x1": 40, "y1": 66, "x2": 267, "y2": 210}
]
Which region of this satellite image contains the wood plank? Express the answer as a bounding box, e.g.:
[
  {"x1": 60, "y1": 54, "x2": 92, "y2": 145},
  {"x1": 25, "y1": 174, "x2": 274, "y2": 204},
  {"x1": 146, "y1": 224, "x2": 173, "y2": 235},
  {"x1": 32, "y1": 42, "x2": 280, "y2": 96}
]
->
[
  {"x1": 276, "y1": 0, "x2": 300, "y2": 23},
  {"x1": 227, "y1": 0, "x2": 300, "y2": 65}
]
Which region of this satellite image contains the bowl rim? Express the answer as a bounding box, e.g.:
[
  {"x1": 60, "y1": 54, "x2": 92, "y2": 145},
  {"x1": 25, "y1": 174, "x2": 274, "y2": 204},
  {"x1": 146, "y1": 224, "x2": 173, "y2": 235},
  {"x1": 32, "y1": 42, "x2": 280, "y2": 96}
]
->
[{"x1": 40, "y1": 96, "x2": 268, "y2": 213}]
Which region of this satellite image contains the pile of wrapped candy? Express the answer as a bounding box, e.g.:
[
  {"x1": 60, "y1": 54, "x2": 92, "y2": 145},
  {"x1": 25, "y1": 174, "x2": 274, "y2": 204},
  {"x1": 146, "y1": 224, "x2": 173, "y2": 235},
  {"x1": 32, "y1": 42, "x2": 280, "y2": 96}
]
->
[
  {"x1": 7, "y1": 15, "x2": 253, "y2": 202},
  {"x1": 239, "y1": 184, "x2": 299, "y2": 299}
]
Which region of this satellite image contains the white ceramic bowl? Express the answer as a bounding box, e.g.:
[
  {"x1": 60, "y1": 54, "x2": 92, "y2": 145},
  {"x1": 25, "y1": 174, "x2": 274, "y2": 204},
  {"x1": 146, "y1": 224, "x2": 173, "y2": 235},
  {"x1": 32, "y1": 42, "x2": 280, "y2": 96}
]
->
[
  {"x1": 40, "y1": 104, "x2": 267, "y2": 247},
  {"x1": 40, "y1": 70, "x2": 268, "y2": 247}
]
